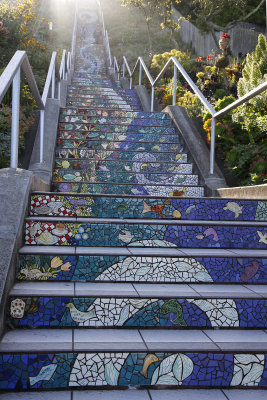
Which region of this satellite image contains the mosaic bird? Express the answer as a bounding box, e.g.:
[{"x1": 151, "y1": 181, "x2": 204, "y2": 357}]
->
[
  {"x1": 118, "y1": 229, "x2": 135, "y2": 243},
  {"x1": 20, "y1": 268, "x2": 52, "y2": 280},
  {"x1": 257, "y1": 231, "x2": 267, "y2": 245},
  {"x1": 65, "y1": 303, "x2": 97, "y2": 323}
]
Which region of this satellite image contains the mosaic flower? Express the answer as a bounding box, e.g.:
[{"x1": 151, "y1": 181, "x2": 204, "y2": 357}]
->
[
  {"x1": 51, "y1": 257, "x2": 63, "y2": 269},
  {"x1": 61, "y1": 161, "x2": 69, "y2": 169}
]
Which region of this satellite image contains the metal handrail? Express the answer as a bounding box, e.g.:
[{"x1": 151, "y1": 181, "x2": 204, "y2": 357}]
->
[
  {"x1": 0, "y1": 0, "x2": 78, "y2": 169},
  {"x1": 96, "y1": 0, "x2": 267, "y2": 175}
]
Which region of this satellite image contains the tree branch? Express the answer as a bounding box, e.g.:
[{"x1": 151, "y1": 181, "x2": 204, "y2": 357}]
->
[{"x1": 209, "y1": 0, "x2": 265, "y2": 31}]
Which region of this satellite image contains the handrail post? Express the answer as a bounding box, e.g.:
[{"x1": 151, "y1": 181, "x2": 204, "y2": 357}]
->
[
  {"x1": 122, "y1": 59, "x2": 125, "y2": 78},
  {"x1": 10, "y1": 68, "x2": 21, "y2": 169},
  {"x1": 210, "y1": 117, "x2": 216, "y2": 174},
  {"x1": 173, "y1": 65, "x2": 177, "y2": 106},
  {"x1": 58, "y1": 81, "x2": 61, "y2": 101},
  {"x1": 151, "y1": 86, "x2": 155, "y2": 112},
  {"x1": 39, "y1": 109, "x2": 45, "y2": 163},
  {"x1": 51, "y1": 64, "x2": 55, "y2": 99},
  {"x1": 139, "y1": 63, "x2": 142, "y2": 86},
  {"x1": 130, "y1": 76, "x2": 133, "y2": 90}
]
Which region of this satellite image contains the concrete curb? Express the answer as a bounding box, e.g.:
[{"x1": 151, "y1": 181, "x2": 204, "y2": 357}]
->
[
  {"x1": 218, "y1": 184, "x2": 267, "y2": 199},
  {"x1": 163, "y1": 105, "x2": 227, "y2": 196},
  {"x1": 0, "y1": 168, "x2": 48, "y2": 339}
]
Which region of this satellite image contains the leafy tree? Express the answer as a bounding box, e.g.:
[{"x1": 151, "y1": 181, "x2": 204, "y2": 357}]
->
[
  {"x1": 119, "y1": 0, "x2": 181, "y2": 54},
  {"x1": 175, "y1": 0, "x2": 265, "y2": 50}
]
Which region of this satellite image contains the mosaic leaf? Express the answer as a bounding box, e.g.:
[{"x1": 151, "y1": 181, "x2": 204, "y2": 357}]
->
[
  {"x1": 231, "y1": 354, "x2": 265, "y2": 386},
  {"x1": 105, "y1": 360, "x2": 119, "y2": 385},
  {"x1": 118, "y1": 304, "x2": 130, "y2": 325},
  {"x1": 173, "y1": 354, "x2": 194, "y2": 382}
]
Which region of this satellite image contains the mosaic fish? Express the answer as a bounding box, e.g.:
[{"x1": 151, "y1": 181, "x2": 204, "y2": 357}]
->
[
  {"x1": 241, "y1": 260, "x2": 259, "y2": 283},
  {"x1": 69, "y1": 199, "x2": 89, "y2": 207},
  {"x1": 29, "y1": 363, "x2": 57, "y2": 386},
  {"x1": 196, "y1": 228, "x2": 219, "y2": 242},
  {"x1": 118, "y1": 229, "x2": 135, "y2": 243},
  {"x1": 257, "y1": 231, "x2": 267, "y2": 245},
  {"x1": 140, "y1": 354, "x2": 159, "y2": 378},
  {"x1": 142, "y1": 200, "x2": 170, "y2": 217},
  {"x1": 33, "y1": 205, "x2": 51, "y2": 214},
  {"x1": 171, "y1": 188, "x2": 187, "y2": 197},
  {"x1": 65, "y1": 303, "x2": 97, "y2": 323},
  {"x1": 185, "y1": 205, "x2": 196, "y2": 215},
  {"x1": 172, "y1": 210, "x2": 182, "y2": 219},
  {"x1": 160, "y1": 300, "x2": 187, "y2": 326}
]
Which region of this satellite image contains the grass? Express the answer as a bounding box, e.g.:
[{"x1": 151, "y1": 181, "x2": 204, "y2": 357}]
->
[{"x1": 101, "y1": 0, "x2": 186, "y2": 70}]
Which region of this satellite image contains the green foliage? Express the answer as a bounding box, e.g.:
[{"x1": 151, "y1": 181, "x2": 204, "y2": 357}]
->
[
  {"x1": 214, "y1": 88, "x2": 227, "y2": 99},
  {"x1": 176, "y1": 91, "x2": 203, "y2": 118},
  {"x1": 232, "y1": 34, "x2": 267, "y2": 144},
  {"x1": 151, "y1": 49, "x2": 193, "y2": 73}
]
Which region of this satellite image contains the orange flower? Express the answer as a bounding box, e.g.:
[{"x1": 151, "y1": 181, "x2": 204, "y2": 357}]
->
[
  {"x1": 60, "y1": 262, "x2": 72, "y2": 272},
  {"x1": 51, "y1": 257, "x2": 63, "y2": 269}
]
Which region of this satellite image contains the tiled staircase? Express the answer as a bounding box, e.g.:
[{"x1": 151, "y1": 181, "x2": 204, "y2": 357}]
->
[{"x1": 0, "y1": 1, "x2": 267, "y2": 399}]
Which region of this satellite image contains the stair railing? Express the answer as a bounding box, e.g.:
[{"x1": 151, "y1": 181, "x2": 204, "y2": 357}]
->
[
  {"x1": 0, "y1": 0, "x2": 78, "y2": 169},
  {"x1": 96, "y1": 0, "x2": 267, "y2": 175}
]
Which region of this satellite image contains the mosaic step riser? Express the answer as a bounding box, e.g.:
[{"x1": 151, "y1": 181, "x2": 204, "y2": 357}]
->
[
  {"x1": 66, "y1": 99, "x2": 141, "y2": 107},
  {"x1": 8, "y1": 296, "x2": 267, "y2": 329},
  {"x1": 52, "y1": 171, "x2": 199, "y2": 186},
  {"x1": 66, "y1": 103, "x2": 142, "y2": 110},
  {"x1": 51, "y1": 182, "x2": 204, "y2": 196},
  {"x1": 58, "y1": 125, "x2": 176, "y2": 135},
  {"x1": 1, "y1": 351, "x2": 267, "y2": 389},
  {"x1": 55, "y1": 141, "x2": 181, "y2": 153},
  {"x1": 61, "y1": 109, "x2": 169, "y2": 120},
  {"x1": 59, "y1": 117, "x2": 172, "y2": 127},
  {"x1": 55, "y1": 149, "x2": 188, "y2": 163},
  {"x1": 57, "y1": 131, "x2": 179, "y2": 143},
  {"x1": 67, "y1": 87, "x2": 138, "y2": 95},
  {"x1": 29, "y1": 195, "x2": 267, "y2": 221},
  {"x1": 24, "y1": 221, "x2": 267, "y2": 248},
  {"x1": 53, "y1": 160, "x2": 193, "y2": 175},
  {"x1": 67, "y1": 94, "x2": 140, "y2": 102},
  {"x1": 17, "y1": 254, "x2": 267, "y2": 283},
  {"x1": 72, "y1": 78, "x2": 121, "y2": 89}
]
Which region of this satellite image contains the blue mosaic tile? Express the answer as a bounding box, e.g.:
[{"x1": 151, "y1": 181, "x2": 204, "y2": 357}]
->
[
  {"x1": 30, "y1": 195, "x2": 267, "y2": 221},
  {"x1": 25, "y1": 221, "x2": 267, "y2": 248},
  {"x1": 17, "y1": 255, "x2": 267, "y2": 283},
  {"x1": 1, "y1": 352, "x2": 266, "y2": 389},
  {"x1": 9, "y1": 296, "x2": 266, "y2": 328}
]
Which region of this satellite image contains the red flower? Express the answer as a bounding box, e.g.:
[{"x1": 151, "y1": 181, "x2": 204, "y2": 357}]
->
[
  {"x1": 221, "y1": 32, "x2": 230, "y2": 39},
  {"x1": 206, "y1": 55, "x2": 212, "y2": 60},
  {"x1": 197, "y1": 57, "x2": 202, "y2": 61}
]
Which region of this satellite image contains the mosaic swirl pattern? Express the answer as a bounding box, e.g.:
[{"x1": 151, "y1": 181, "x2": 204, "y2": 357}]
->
[
  {"x1": 1, "y1": 352, "x2": 267, "y2": 389},
  {"x1": 17, "y1": 255, "x2": 267, "y2": 283},
  {"x1": 8, "y1": 296, "x2": 267, "y2": 328}
]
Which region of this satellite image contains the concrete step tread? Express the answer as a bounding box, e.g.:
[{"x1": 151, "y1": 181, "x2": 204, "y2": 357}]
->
[
  {"x1": 1, "y1": 328, "x2": 267, "y2": 352},
  {"x1": 9, "y1": 282, "x2": 267, "y2": 298},
  {"x1": 0, "y1": 390, "x2": 266, "y2": 400},
  {"x1": 25, "y1": 216, "x2": 267, "y2": 227},
  {"x1": 18, "y1": 245, "x2": 267, "y2": 258}
]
